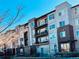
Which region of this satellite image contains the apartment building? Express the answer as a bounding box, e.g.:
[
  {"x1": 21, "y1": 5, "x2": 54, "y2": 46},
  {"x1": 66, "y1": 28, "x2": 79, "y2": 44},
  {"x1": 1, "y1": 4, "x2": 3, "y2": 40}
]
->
[
  {"x1": 47, "y1": 2, "x2": 74, "y2": 54},
  {"x1": 0, "y1": 1, "x2": 79, "y2": 57},
  {"x1": 72, "y1": 4, "x2": 79, "y2": 51},
  {"x1": 28, "y1": 2, "x2": 79, "y2": 56}
]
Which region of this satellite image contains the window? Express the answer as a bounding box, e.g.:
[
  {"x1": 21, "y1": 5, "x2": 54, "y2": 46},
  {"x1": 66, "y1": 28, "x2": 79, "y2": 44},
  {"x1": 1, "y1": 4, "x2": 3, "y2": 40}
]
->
[
  {"x1": 50, "y1": 33, "x2": 56, "y2": 40},
  {"x1": 76, "y1": 31, "x2": 79, "y2": 37},
  {"x1": 58, "y1": 9, "x2": 65, "y2": 16},
  {"x1": 40, "y1": 28, "x2": 46, "y2": 32},
  {"x1": 60, "y1": 31, "x2": 66, "y2": 38},
  {"x1": 61, "y1": 43, "x2": 70, "y2": 52},
  {"x1": 31, "y1": 22, "x2": 35, "y2": 27},
  {"x1": 20, "y1": 38, "x2": 23, "y2": 41},
  {"x1": 49, "y1": 24, "x2": 55, "y2": 30},
  {"x1": 75, "y1": 19, "x2": 79, "y2": 25},
  {"x1": 38, "y1": 19, "x2": 45, "y2": 26},
  {"x1": 60, "y1": 21, "x2": 65, "y2": 27},
  {"x1": 75, "y1": 7, "x2": 79, "y2": 14},
  {"x1": 52, "y1": 35, "x2": 55, "y2": 39},
  {"x1": 12, "y1": 42, "x2": 15, "y2": 48},
  {"x1": 77, "y1": 19, "x2": 79, "y2": 25},
  {"x1": 58, "y1": 12, "x2": 62, "y2": 16},
  {"x1": 41, "y1": 36, "x2": 48, "y2": 42},
  {"x1": 49, "y1": 14, "x2": 54, "y2": 20},
  {"x1": 75, "y1": 8, "x2": 77, "y2": 14},
  {"x1": 45, "y1": 18, "x2": 48, "y2": 23},
  {"x1": 37, "y1": 28, "x2": 46, "y2": 34},
  {"x1": 38, "y1": 38, "x2": 41, "y2": 43},
  {"x1": 20, "y1": 38, "x2": 24, "y2": 46},
  {"x1": 20, "y1": 48, "x2": 23, "y2": 53},
  {"x1": 38, "y1": 36, "x2": 48, "y2": 43}
]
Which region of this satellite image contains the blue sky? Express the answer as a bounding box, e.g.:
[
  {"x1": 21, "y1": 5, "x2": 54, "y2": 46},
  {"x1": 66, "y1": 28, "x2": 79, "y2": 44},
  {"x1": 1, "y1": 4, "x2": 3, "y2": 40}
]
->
[{"x1": 0, "y1": 0, "x2": 79, "y2": 32}]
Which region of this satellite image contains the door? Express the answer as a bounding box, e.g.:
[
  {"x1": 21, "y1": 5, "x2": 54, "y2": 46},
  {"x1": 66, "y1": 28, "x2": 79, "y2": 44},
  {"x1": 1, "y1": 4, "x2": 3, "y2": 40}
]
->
[{"x1": 40, "y1": 48, "x2": 44, "y2": 56}]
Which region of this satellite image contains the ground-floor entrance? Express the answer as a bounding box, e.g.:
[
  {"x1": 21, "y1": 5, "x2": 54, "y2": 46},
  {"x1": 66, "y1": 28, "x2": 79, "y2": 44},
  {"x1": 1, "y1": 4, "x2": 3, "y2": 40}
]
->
[
  {"x1": 61, "y1": 43, "x2": 70, "y2": 52},
  {"x1": 59, "y1": 42, "x2": 75, "y2": 52}
]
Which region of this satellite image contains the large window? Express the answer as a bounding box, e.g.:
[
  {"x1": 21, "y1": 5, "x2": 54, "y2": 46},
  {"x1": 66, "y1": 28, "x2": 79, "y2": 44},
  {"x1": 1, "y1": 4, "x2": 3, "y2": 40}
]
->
[
  {"x1": 49, "y1": 24, "x2": 55, "y2": 30},
  {"x1": 59, "y1": 21, "x2": 65, "y2": 27},
  {"x1": 76, "y1": 31, "x2": 79, "y2": 37},
  {"x1": 60, "y1": 31, "x2": 66, "y2": 38},
  {"x1": 48, "y1": 14, "x2": 54, "y2": 20},
  {"x1": 61, "y1": 43, "x2": 70, "y2": 52}
]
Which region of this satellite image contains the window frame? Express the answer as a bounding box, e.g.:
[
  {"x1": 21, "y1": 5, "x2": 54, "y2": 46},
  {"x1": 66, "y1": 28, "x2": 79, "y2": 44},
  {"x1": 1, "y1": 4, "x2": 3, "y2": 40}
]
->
[
  {"x1": 59, "y1": 21, "x2": 65, "y2": 27},
  {"x1": 49, "y1": 24, "x2": 55, "y2": 30},
  {"x1": 48, "y1": 13, "x2": 55, "y2": 20},
  {"x1": 61, "y1": 43, "x2": 70, "y2": 52},
  {"x1": 60, "y1": 31, "x2": 66, "y2": 38},
  {"x1": 76, "y1": 31, "x2": 79, "y2": 37}
]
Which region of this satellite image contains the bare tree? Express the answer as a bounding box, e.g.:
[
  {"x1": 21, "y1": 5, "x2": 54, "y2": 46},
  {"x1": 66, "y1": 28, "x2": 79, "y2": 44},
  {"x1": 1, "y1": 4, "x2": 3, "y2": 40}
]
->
[
  {"x1": 0, "y1": 6, "x2": 24, "y2": 33},
  {"x1": 0, "y1": 6, "x2": 26, "y2": 47},
  {"x1": 0, "y1": 10, "x2": 10, "y2": 23}
]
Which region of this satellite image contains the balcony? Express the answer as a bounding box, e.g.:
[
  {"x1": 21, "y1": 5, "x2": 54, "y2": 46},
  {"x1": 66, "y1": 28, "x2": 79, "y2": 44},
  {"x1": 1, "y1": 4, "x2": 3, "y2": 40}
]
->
[
  {"x1": 35, "y1": 23, "x2": 47, "y2": 30},
  {"x1": 35, "y1": 30, "x2": 48, "y2": 37},
  {"x1": 33, "y1": 41, "x2": 49, "y2": 46}
]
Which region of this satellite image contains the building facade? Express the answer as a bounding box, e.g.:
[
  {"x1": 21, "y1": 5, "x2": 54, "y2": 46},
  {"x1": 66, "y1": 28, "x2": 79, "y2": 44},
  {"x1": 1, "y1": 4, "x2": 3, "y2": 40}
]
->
[
  {"x1": 0, "y1": 1, "x2": 79, "y2": 57},
  {"x1": 15, "y1": 23, "x2": 30, "y2": 56},
  {"x1": 28, "y1": 2, "x2": 79, "y2": 56}
]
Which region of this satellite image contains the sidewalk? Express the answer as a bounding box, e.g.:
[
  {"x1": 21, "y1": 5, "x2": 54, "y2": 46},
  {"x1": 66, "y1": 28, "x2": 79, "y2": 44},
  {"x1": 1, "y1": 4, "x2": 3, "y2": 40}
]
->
[{"x1": 12, "y1": 56, "x2": 79, "y2": 59}]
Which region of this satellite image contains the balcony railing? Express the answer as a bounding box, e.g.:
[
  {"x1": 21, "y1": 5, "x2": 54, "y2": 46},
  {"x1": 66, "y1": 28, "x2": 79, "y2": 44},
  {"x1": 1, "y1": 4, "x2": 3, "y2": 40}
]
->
[
  {"x1": 35, "y1": 22, "x2": 47, "y2": 29},
  {"x1": 35, "y1": 30, "x2": 48, "y2": 37},
  {"x1": 33, "y1": 40, "x2": 49, "y2": 46}
]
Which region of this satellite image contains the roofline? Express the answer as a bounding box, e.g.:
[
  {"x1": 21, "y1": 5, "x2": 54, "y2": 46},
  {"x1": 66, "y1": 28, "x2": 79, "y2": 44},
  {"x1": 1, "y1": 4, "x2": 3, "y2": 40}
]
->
[
  {"x1": 5, "y1": 29, "x2": 15, "y2": 34},
  {"x1": 36, "y1": 4, "x2": 79, "y2": 20},
  {"x1": 72, "y1": 4, "x2": 79, "y2": 8},
  {"x1": 28, "y1": 18, "x2": 36, "y2": 23},
  {"x1": 36, "y1": 10, "x2": 55, "y2": 20},
  {"x1": 4, "y1": 3, "x2": 79, "y2": 34}
]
